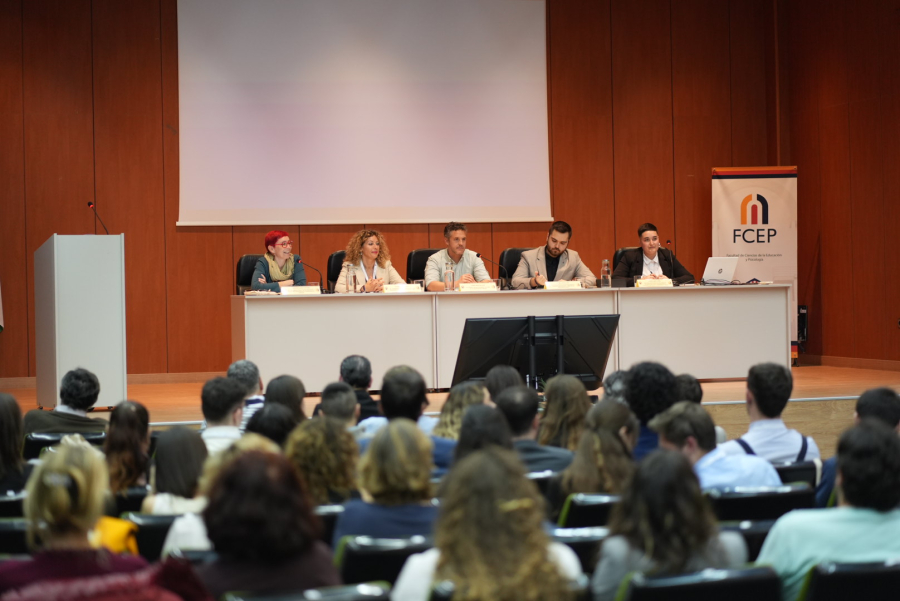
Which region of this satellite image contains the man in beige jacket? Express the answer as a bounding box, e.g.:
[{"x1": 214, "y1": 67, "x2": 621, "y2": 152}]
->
[{"x1": 511, "y1": 221, "x2": 596, "y2": 289}]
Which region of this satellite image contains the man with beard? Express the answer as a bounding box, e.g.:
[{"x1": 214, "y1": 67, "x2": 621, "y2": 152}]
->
[{"x1": 511, "y1": 221, "x2": 596, "y2": 289}]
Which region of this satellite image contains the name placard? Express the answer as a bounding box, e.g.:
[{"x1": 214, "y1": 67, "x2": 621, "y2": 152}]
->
[
  {"x1": 635, "y1": 277, "x2": 673, "y2": 288},
  {"x1": 281, "y1": 285, "x2": 322, "y2": 295},
  {"x1": 544, "y1": 281, "x2": 583, "y2": 290},
  {"x1": 383, "y1": 283, "x2": 424, "y2": 294},
  {"x1": 459, "y1": 282, "x2": 499, "y2": 292}
]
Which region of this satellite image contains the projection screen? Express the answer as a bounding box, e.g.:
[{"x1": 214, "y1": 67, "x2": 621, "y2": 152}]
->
[{"x1": 176, "y1": 0, "x2": 551, "y2": 226}]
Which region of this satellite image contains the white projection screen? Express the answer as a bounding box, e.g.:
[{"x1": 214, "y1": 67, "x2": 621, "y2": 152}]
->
[{"x1": 177, "y1": 0, "x2": 551, "y2": 226}]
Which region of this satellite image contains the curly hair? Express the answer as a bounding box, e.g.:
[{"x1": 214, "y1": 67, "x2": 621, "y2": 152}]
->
[
  {"x1": 433, "y1": 381, "x2": 487, "y2": 440},
  {"x1": 625, "y1": 362, "x2": 677, "y2": 424},
  {"x1": 104, "y1": 400, "x2": 150, "y2": 494},
  {"x1": 538, "y1": 375, "x2": 592, "y2": 451},
  {"x1": 285, "y1": 417, "x2": 358, "y2": 505},
  {"x1": 344, "y1": 229, "x2": 391, "y2": 267},
  {"x1": 358, "y1": 419, "x2": 433, "y2": 505},
  {"x1": 435, "y1": 448, "x2": 574, "y2": 601}
]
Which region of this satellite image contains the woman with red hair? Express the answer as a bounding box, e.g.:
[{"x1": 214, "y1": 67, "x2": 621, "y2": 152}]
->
[{"x1": 251, "y1": 230, "x2": 307, "y2": 292}]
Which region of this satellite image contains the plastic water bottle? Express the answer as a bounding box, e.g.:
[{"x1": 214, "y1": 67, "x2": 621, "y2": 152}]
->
[
  {"x1": 600, "y1": 259, "x2": 611, "y2": 288},
  {"x1": 443, "y1": 262, "x2": 455, "y2": 291}
]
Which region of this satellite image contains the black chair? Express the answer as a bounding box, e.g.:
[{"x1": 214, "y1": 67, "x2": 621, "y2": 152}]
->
[
  {"x1": 526, "y1": 470, "x2": 555, "y2": 498},
  {"x1": 335, "y1": 535, "x2": 433, "y2": 585},
  {"x1": 799, "y1": 560, "x2": 900, "y2": 601},
  {"x1": 719, "y1": 519, "x2": 776, "y2": 562},
  {"x1": 707, "y1": 483, "x2": 814, "y2": 521},
  {"x1": 0, "y1": 493, "x2": 26, "y2": 518},
  {"x1": 613, "y1": 246, "x2": 639, "y2": 269},
  {"x1": 222, "y1": 583, "x2": 391, "y2": 601},
  {"x1": 0, "y1": 519, "x2": 29, "y2": 555},
  {"x1": 24, "y1": 432, "x2": 106, "y2": 460},
  {"x1": 620, "y1": 566, "x2": 781, "y2": 600},
  {"x1": 236, "y1": 254, "x2": 263, "y2": 295},
  {"x1": 406, "y1": 248, "x2": 442, "y2": 283},
  {"x1": 497, "y1": 247, "x2": 530, "y2": 289},
  {"x1": 431, "y1": 573, "x2": 590, "y2": 601},
  {"x1": 557, "y1": 493, "x2": 620, "y2": 528},
  {"x1": 775, "y1": 460, "x2": 819, "y2": 487},
  {"x1": 113, "y1": 485, "x2": 150, "y2": 516},
  {"x1": 327, "y1": 251, "x2": 347, "y2": 292},
  {"x1": 551, "y1": 527, "x2": 609, "y2": 575},
  {"x1": 122, "y1": 512, "x2": 177, "y2": 561},
  {"x1": 315, "y1": 504, "x2": 344, "y2": 546}
]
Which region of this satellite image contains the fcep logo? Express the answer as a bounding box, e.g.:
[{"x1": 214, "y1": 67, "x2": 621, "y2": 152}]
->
[{"x1": 734, "y1": 193, "x2": 776, "y2": 243}]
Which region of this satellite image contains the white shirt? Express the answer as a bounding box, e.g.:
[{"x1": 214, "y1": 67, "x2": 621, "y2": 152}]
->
[
  {"x1": 642, "y1": 253, "x2": 662, "y2": 276},
  {"x1": 694, "y1": 446, "x2": 783, "y2": 490},
  {"x1": 424, "y1": 249, "x2": 491, "y2": 288},
  {"x1": 719, "y1": 418, "x2": 821, "y2": 463},
  {"x1": 201, "y1": 426, "x2": 242, "y2": 455},
  {"x1": 55, "y1": 405, "x2": 88, "y2": 418},
  {"x1": 356, "y1": 415, "x2": 438, "y2": 438},
  {"x1": 161, "y1": 512, "x2": 211, "y2": 558}
]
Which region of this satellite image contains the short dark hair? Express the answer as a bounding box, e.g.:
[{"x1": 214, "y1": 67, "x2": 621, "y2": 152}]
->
[
  {"x1": 637, "y1": 223, "x2": 658, "y2": 238},
  {"x1": 320, "y1": 382, "x2": 357, "y2": 421},
  {"x1": 856, "y1": 388, "x2": 900, "y2": 429},
  {"x1": 625, "y1": 362, "x2": 677, "y2": 424},
  {"x1": 675, "y1": 374, "x2": 703, "y2": 404},
  {"x1": 201, "y1": 377, "x2": 246, "y2": 423},
  {"x1": 548, "y1": 221, "x2": 572, "y2": 238},
  {"x1": 380, "y1": 366, "x2": 427, "y2": 421},
  {"x1": 454, "y1": 405, "x2": 514, "y2": 463},
  {"x1": 246, "y1": 403, "x2": 299, "y2": 447},
  {"x1": 340, "y1": 355, "x2": 372, "y2": 389},
  {"x1": 484, "y1": 365, "x2": 523, "y2": 401},
  {"x1": 59, "y1": 368, "x2": 100, "y2": 411},
  {"x1": 265, "y1": 375, "x2": 307, "y2": 421},
  {"x1": 747, "y1": 363, "x2": 792, "y2": 418},
  {"x1": 837, "y1": 420, "x2": 900, "y2": 511},
  {"x1": 648, "y1": 401, "x2": 717, "y2": 452},
  {"x1": 494, "y1": 385, "x2": 540, "y2": 436},
  {"x1": 153, "y1": 426, "x2": 208, "y2": 498},
  {"x1": 227, "y1": 360, "x2": 261, "y2": 396},
  {"x1": 0, "y1": 393, "x2": 24, "y2": 481},
  {"x1": 444, "y1": 222, "x2": 468, "y2": 238}
]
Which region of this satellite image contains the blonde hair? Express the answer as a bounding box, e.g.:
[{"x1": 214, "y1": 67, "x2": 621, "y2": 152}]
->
[
  {"x1": 344, "y1": 229, "x2": 391, "y2": 267},
  {"x1": 25, "y1": 444, "x2": 108, "y2": 549},
  {"x1": 358, "y1": 419, "x2": 433, "y2": 505},
  {"x1": 538, "y1": 375, "x2": 592, "y2": 451},
  {"x1": 197, "y1": 433, "x2": 281, "y2": 495},
  {"x1": 285, "y1": 417, "x2": 358, "y2": 505},
  {"x1": 433, "y1": 382, "x2": 486, "y2": 441}
]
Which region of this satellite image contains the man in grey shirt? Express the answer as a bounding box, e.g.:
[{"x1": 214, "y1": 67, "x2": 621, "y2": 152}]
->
[{"x1": 424, "y1": 222, "x2": 492, "y2": 291}]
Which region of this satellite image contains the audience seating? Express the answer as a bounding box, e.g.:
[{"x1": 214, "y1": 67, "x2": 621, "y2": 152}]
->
[
  {"x1": 113, "y1": 485, "x2": 150, "y2": 516},
  {"x1": 0, "y1": 519, "x2": 29, "y2": 555},
  {"x1": 169, "y1": 548, "x2": 218, "y2": 566},
  {"x1": 405, "y1": 249, "x2": 442, "y2": 283},
  {"x1": 798, "y1": 560, "x2": 900, "y2": 601},
  {"x1": 551, "y1": 527, "x2": 609, "y2": 575},
  {"x1": 774, "y1": 460, "x2": 820, "y2": 487},
  {"x1": 327, "y1": 251, "x2": 347, "y2": 292},
  {"x1": 235, "y1": 254, "x2": 263, "y2": 295},
  {"x1": 617, "y1": 566, "x2": 781, "y2": 600},
  {"x1": 431, "y1": 574, "x2": 591, "y2": 601},
  {"x1": 707, "y1": 483, "x2": 814, "y2": 521},
  {"x1": 613, "y1": 247, "x2": 639, "y2": 270},
  {"x1": 498, "y1": 248, "x2": 530, "y2": 289},
  {"x1": 719, "y1": 519, "x2": 776, "y2": 562},
  {"x1": 122, "y1": 512, "x2": 177, "y2": 562},
  {"x1": 0, "y1": 493, "x2": 26, "y2": 519},
  {"x1": 526, "y1": 470, "x2": 555, "y2": 498},
  {"x1": 557, "y1": 493, "x2": 620, "y2": 528},
  {"x1": 334, "y1": 535, "x2": 433, "y2": 585},
  {"x1": 24, "y1": 432, "x2": 106, "y2": 460},
  {"x1": 222, "y1": 582, "x2": 392, "y2": 601},
  {"x1": 315, "y1": 504, "x2": 344, "y2": 546}
]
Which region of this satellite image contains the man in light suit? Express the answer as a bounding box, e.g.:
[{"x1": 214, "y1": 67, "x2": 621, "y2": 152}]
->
[{"x1": 510, "y1": 221, "x2": 596, "y2": 289}]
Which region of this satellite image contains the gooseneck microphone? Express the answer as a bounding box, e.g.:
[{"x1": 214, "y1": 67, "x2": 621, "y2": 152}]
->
[
  {"x1": 299, "y1": 259, "x2": 325, "y2": 291},
  {"x1": 87, "y1": 201, "x2": 110, "y2": 235},
  {"x1": 475, "y1": 253, "x2": 510, "y2": 289}
]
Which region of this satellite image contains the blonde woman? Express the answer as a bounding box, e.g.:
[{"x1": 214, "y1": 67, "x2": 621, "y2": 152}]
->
[
  {"x1": 285, "y1": 417, "x2": 359, "y2": 505},
  {"x1": 432, "y1": 381, "x2": 490, "y2": 441},
  {"x1": 334, "y1": 229, "x2": 405, "y2": 293},
  {"x1": 538, "y1": 375, "x2": 593, "y2": 451}
]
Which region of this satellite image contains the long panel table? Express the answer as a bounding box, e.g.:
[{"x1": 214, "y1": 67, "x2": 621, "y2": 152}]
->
[{"x1": 231, "y1": 285, "x2": 790, "y2": 392}]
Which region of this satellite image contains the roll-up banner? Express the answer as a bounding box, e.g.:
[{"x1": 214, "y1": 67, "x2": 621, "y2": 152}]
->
[{"x1": 712, "y1": 166, "x2": 798, "y2": 349}]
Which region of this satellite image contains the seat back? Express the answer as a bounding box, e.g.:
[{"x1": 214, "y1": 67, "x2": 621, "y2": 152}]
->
[
  {"x1": 557, "y1": 493, "x2": 620, "y2": 528},
  {"x1": 222, "y1": 583, "x2": 392, "y2": 601},
  {"x1": 526, "y1": 470, "x2": 555, "y2": 498},
  {"x1": 123, "y1": 512, "x2": 178, "y2": 561},
  {"x1": 707, "y1": 483, "x2": 814, "y2": 521},
  {"x1": 551, "y1": 527, "x2": 609, "y2": 575},
  {"x1": 327, "y1": 251, "x2": 347, "y2": 292},
  {"x1": 0, "y1": 518, "x2": 29, "y2": 555},
  {"x1": 315, "y1": 504, "x2": 344, "y2": 546},
  {"x1": 613, "y1": 246, "x2": 639, "y2": 269},
  {"x1": 432, "y1": 574, "x2": 591, "y2": 601},
  {"x1": 0, "y1": 493, "x2": 26, "y2": 518},
  {"x1": 113, "y1": 485, "x2": 150, "y2": 516},
  {"x1": 498, "y1": 247, "x2": 530, "y2": 288},
  {"x1": 406, "y1": 249, "x2": 442, "y2": 283},
  {"x1": 775, "y1": 460, "x2": 819, "y2": 487},
  {"x1": 335, "y1": 535, "x2": 433, "y2": 585},
  {"x1": 800, "y1": 560, "x2": 900, "y2": 601},
  {"x1": 235, "y1": 254, "x2": 262, "y2": 295},
  {"x1": 719, "y1": 519, "x2": 776, "y2": 562},
  {"x1": 622, "y1": 566, "x2": 781, "y2": 600},
  {"x1": 24, "y1": 432, "x2": 107, "y2": 460}
]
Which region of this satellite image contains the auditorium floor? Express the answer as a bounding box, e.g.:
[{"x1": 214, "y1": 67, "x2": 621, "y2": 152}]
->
[{"x1": 4, "y1": 365, "x2": 899, "y2": 460}]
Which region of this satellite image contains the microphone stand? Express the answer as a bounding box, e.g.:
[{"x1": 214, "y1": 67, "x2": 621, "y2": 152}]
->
[{"x1": 475, "y1": 253, "x2": 511, "y2": 290}]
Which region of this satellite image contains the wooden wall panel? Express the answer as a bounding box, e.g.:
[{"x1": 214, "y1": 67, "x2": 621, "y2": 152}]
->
[
  {"x1": 366, "y1": 225, "x2": 429, "y2": 282},
  {"x1": 729, "y1": 0, "x2": 770, "y2": 166},
  {"x1": 299, "y1": 225, "x2": 363, "y2": 287},
  {"x1": 0, "y1": 1, "x2": 29, "y2": 377},
  {"x1": 22, "y1": 0, "x2": 96, "y2": 376},
  {"x1": 232, "y1": 226, "x2": 300, "y2": 289},
  {"x1": 91, "y1": 0, "x2": 168, "y2": 374},
  {"x1": 881, "y1": 0, "x2": 900, "y2": 361}
]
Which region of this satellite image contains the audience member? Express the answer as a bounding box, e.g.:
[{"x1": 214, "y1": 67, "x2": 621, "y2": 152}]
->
[
  {"x1": 591, "y1": 450, "x2": 747, "y2": 601},
  {"x1": 340, "y1": 354, "x2": 380, "y2": 421},
  {"x1": 332, "y1": 419, "x2": 437, "y2": 548},
  {"x1": 651, "y1": 401, "x2": 781, "y2": 489},
  {"x1": 104, "y1": 400, "x2": 150, "y2": 494},
  {"x1": 757, "y1": 420, "x2": 900, "y2": 601},
  {"x1": 484, "y1": 365, "x2": 524, "y2": 403},
  {"x1": 393, "y1": 447, "x2": 583, "y2": 601},
  {"x1": 600, "y1": 370, "x2": 628, "y2": 404},
  {"x1": 719, "y1": 363, "x2": 820, "y2": 462},
  {"x1": 817, "y1": 387, "x2": 900, "y2": 507},
  {"x1": 319, "y1": 381, "x2": 363, "y2": 439},
  {"x1": 264, "y1": 374, "x2": 307, "y2": 422},
  {"x1": 285, "y1": 417, "x2": 359, "y2": 505},
  {"x1": 433, "y1": 381, "x2": 489, "y2": 440},
  {"x1": 676, "y1": 373, "x2": 727, "y2": 443},
  {"x1": 200, "y1": 377, "x2": 246, "y2": 455},
  {"x1": 0, "y1": 393, "x2": 31, "y2": 493},
  {"x1": 23, "y1": 368, "x2": 107, "y2": 435},
  {"x1": 226, "y1": 359, "x2": 265, "y2": 430},
  {"x1": 453, "y1": 404, "x2": 513, "y2": 463},
  {"x1": 625, "y1": 362, "x2": 678, "y2": 460},
  {"x1": 538, "y1": 375, "x2": 592, "y2": 451},
  {"x1": 495, "y1": 385, "x2": 574, "y2": 473},
  {"x1": 142, "y1": 426, "x2": 208, "y2": 515},
  {"x1": 0, "y1": 445, "x2": 147, "y2": 593},
  {"x1": 246, "y1": 402, "x2": 299, "y2": 447},
  {"x1": 196, "y1": 451, "x2": 340, "y2": 598}
]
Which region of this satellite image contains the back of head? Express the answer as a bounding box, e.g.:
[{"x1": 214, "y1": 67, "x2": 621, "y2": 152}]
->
[
  {"x1": 601, "y1": 370, "x2": 628, "y2": 404},
  {"x1": 837, "y1": 419, "x2": 900, "y2": 511},
  {"x1": 538, "y1": 374, "x2": 592, "y2": 451},
  {"x1": 198, "y1": 433, "x2": 281, "y2": 496},
  {"x1": 25, "y1": 444, "x2": 108, "y2": 548},
  {"x1": 648, "y1": 401, "x2": 717, "y2": 452},
  {"x1": 856, "y1": 388, "x2": 900, "y2": 429},
  {"x1": 380, "y1": 366, "x2": 427, "y2": 421},
  {"x1": 227, "y1": 359, "x2": 261, "y2": 397},
  {"x1": 246, "y1": 403, "x2": 299, "y2": 447},
  {"x1": 747, "y1": 362, "x2": 793, "y2": 417},
  {"x1": 264, "y1": 375, "x2": 307, "y2": 421},
  {"x1": 340, "y1": 355, "x2": 372, "y2": 390},
  {"x1": 0, "y1": 393, "x2": 24, "y2": 479},
  {"x1": 60, "y1": 368, "x2": 100, "y2": 411},
  {"x1": 153, "y1": 426, "x2": 208, "y2": 498},
  {"x1": 564, "y1": 400, "x2": 637, "y2": 495},
  {"x1": 586, "y1": 398, "x2": 640, "y2": 451},
  {"x1": 494, "y1": 385, "x2": 540, "y2": 436},
  {"x1": 285, "y1": 417, "x2": 358, "y2": 505},
  {"x1": 320, "y1": 381, "x2": 357, "y2": 422},
  {"x1": 455, "y1": 404, "x2": 513, "y2": 463},
  {"x1": 359, "y1": 418, "x2": 433, "y2": 505},
  {"x1": 204, "y1": 450, "x2": 319, "y2": 562},
  {"x1": 625, "y1": 362, "x2": 677, "y2": 424},
  {"x1": 202, "y1": 377, "x2": 247, "y2": 425},
  {"x1": 484, "y1": 365, "x2": 524, "y2": 401},
  {"x1": 675, "y1": 374, "x2": 703, "y2": 404},
  {"x1": 104, "y1": 400, "x2": 150, "y2": 493},
  {"x1": 433, "y1": 381, "x2": 487, "y2": 440}
]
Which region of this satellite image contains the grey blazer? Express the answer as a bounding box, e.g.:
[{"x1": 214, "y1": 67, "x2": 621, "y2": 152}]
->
[
  {"x1": 334, "y1": 260, "x2": 404, "y2": 293},
  {"x1": 511, "y1": 247, "x2": 597, "y2": 289}
]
